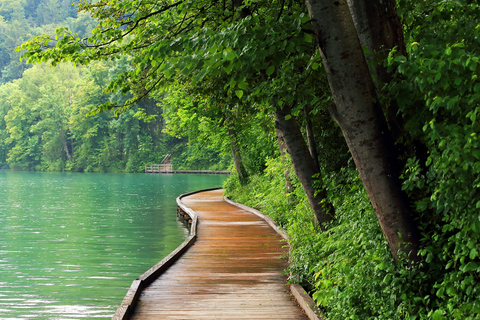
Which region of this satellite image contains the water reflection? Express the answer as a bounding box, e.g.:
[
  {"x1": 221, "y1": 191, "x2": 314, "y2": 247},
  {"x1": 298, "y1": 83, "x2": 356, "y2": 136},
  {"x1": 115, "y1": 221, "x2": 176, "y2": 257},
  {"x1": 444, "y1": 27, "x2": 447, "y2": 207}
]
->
[{"x1": 0, "y1": 171, "x2": 226, "y2": 319}]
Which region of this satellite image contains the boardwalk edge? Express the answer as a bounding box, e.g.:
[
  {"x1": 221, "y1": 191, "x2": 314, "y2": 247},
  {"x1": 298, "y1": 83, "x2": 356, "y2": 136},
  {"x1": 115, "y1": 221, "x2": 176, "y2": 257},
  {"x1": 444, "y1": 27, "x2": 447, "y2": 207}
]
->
[
  {"x1": 224, "y1": 196, "x2": 325, "y2": 320},
  {"x1": 111, "y1": 187, "x2": 221, "y2": 320}
]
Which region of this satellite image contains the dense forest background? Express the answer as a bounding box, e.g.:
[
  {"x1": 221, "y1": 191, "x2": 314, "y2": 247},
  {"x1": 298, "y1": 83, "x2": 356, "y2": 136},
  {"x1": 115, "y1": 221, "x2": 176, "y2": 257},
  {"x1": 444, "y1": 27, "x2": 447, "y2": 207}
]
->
[
  {"x1": 0, "y1": 0, "x2": 231, "y2": 172},
  {"x1": 6, "y1": 0, "x2": 480, "y2": 319}
]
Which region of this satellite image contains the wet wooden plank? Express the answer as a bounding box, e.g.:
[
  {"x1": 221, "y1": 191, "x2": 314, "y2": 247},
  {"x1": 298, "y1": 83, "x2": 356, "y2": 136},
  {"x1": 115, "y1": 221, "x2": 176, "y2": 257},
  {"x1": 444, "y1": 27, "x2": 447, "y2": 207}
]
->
[{"x1": 130, "y1": 189, "x2": 308, "y2": 320}]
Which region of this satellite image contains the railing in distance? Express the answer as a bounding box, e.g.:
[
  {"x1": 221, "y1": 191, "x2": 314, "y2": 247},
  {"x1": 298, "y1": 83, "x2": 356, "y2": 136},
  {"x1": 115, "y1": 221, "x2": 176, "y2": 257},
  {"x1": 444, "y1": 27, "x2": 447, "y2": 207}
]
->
[{"x1": 145, "y1": 164, "x2": 173, "y2": 173}]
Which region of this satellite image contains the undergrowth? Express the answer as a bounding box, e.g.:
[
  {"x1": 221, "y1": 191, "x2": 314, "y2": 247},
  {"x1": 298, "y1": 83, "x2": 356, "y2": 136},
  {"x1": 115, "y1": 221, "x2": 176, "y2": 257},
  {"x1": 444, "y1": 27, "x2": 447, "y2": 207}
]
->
[{"x1": 224, "y1": 156, "x2": 480, "y2": 319}]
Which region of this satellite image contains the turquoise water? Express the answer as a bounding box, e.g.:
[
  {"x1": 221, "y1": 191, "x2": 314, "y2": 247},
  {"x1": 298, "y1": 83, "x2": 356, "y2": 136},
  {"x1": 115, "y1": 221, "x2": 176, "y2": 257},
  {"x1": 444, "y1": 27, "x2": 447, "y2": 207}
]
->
[{"x1": 0, "y1": 171, "x2": 227, "y2": 319}]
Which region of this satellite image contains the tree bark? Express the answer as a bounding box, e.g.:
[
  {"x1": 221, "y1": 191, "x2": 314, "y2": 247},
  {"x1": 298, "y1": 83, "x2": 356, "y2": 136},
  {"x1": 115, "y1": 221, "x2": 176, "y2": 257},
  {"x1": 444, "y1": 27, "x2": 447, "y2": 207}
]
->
[
  {"x1": 346, "y1": 0, "x2": 406, "y2": 143},
  {"x1": 228, "y1": 125, "x2": 248, "y2": 184},
  {"x1": 304, "y1": 105, "x2": 320, "y2": 172},
  {"x1": 274, "y1": 103, "x2": 332, "y2": 230},
  {"x1": 275, "y1": 126, "x2": 293, "y2": 193},
  {"x1": 60, "y1": 127, "x2": 73, "y2": 162},
  {"x1": 305, "y1": 0, "x2": 419, "y2": 261},
  {"x1": 346, "y1": 0, "x2": 406, "y2": 85}
]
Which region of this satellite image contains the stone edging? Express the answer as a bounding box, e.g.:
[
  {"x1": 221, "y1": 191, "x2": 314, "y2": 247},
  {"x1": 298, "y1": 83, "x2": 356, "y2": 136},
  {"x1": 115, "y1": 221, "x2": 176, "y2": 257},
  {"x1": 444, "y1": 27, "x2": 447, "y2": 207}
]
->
[
  {"x1": 111, "y1": 187, "x2": 220, "y2": 320},
  {"x1": 224, "y1": 197, "x2": 325, "y2": 320}
]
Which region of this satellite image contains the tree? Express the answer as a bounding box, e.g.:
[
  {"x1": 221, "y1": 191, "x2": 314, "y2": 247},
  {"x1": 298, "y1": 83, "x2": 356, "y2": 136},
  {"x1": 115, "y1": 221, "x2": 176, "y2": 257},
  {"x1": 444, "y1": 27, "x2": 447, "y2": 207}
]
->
[
  {"x1": 0, "y1": 81, "x2": 14, "y2": 166},
  {"x1": 18, "y1": 0, "x2": 423, "y2": 259},
  {"x1": 0, "y1": 0, "x2": 25, "y2": 22},
  {"x1": 304, "y1": 0, "x2": 419, "y2": 261},
  {"x1": 35, "y1": 0, "x2": 66, "y2": 26},
  {"x1": 0, "y1": 5, "x2": 31, "y2": 83},
  {"x1": 3, "y1": 81, "x2": 42, "y2": 170},
  {"x1": 274, "y1": 102, "x2": 332, "y2": 229}
]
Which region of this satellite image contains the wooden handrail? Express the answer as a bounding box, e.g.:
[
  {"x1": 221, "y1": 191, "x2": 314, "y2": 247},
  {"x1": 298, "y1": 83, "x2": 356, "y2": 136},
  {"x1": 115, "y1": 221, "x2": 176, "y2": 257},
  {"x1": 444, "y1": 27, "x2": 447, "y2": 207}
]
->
[{"x1": 145, "y1": 164, "x2": 173, "y2": 172}]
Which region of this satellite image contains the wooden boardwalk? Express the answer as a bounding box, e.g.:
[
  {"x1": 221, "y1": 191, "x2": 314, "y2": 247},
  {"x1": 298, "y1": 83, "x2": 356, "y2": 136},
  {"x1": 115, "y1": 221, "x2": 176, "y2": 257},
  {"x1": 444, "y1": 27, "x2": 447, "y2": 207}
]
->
[{"x1": 129, "y1": 189, "x2": 309, "y2": 320}]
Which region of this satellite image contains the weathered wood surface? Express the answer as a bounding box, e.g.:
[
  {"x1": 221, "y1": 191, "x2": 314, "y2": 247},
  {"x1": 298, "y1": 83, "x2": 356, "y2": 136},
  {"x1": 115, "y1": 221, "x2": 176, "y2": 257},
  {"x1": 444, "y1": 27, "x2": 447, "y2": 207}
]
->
[{"x1": 130, "y1": 189, "x2": 309, "y2": 319}]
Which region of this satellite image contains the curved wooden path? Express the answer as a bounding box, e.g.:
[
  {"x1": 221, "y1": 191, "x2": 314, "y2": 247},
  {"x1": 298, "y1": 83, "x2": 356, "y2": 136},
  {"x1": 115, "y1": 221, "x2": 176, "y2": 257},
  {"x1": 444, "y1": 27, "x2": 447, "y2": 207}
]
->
[{"x1": 129, "y1": 189, "x2": 309, "y2": 319}]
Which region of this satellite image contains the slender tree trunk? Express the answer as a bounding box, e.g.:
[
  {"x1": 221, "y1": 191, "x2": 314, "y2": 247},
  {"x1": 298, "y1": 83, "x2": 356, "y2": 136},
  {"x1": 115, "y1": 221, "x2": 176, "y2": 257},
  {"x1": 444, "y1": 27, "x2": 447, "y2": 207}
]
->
[
  {"x1": 60, "y1": 127, "x2": 73, "y2": 162},
  {"x1": 304, "y1": 105, "x2": 320, "y2": 172},
  {"x1": 275, "y1": 127, "x2": 293, "y2": 193},
  {"x1": 274, "y1": 103, "x2": 332, "y2": 230},
  {"x1": 70, "y1": 136, "x2": 74, "y2": 159},
  {"x1": 67, "y1": 65, "x2": 75, "y2": 160},
  {"x1": 305, "y1": 0, "x2": 419, "y2": 261},
  {"x1": 228, "y1": 125, "x2": 248, "y2": 184}
]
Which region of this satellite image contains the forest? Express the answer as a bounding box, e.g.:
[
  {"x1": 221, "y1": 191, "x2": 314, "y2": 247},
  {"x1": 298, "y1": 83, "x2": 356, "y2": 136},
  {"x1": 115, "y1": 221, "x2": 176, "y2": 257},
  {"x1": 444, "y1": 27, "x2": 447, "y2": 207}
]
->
[
  {"x1": 5, "y1": 0, "x2": 480, "y2": 319},
  {"x1": 0, "y1": 0, "x2": 230, "y2": 172}
]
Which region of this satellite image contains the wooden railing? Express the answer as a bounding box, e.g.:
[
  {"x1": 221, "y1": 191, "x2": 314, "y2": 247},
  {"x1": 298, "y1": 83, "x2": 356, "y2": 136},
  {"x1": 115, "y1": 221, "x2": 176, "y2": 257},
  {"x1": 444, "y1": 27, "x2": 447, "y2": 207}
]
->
[{"x1": 145, "y1": 164, "x2": 173, "y2": 173}]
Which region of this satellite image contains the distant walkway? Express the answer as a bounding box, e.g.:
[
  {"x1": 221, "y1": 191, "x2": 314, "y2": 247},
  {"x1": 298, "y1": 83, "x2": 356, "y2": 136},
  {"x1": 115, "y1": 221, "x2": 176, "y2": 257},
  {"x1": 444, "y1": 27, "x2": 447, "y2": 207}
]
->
[{"x1": 129, "y1": 189, "x2": 309, "y2": 319}]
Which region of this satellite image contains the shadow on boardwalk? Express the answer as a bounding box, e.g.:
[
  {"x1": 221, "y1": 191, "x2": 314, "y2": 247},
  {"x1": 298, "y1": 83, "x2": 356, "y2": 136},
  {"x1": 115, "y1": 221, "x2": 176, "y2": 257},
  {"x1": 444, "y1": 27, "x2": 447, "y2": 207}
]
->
[{"x1": 129, "y1": 189, "x2": 310, "y2": 320}]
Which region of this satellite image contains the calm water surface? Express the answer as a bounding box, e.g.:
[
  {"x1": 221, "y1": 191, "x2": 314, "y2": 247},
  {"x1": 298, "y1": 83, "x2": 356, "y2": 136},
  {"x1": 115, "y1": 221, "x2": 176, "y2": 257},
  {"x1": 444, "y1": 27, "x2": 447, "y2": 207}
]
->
[{"x1": 0, "y1": 171, "x2": 227, "y2": 319}]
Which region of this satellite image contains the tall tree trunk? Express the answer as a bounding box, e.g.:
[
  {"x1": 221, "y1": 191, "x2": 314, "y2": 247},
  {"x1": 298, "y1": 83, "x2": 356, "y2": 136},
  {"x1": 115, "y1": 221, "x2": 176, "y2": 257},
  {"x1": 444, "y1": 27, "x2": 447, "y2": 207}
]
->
[
  {"x1": 228, "y1": 125, "x2": 248, "y2": 184},
  {"x1": 346, "y1": 0, "x2": 406, "y2": 144},
  {"x1": 274, "y1": 103, "x2": 332, "y2": 230},
  {"x1": 346, "y1": 0, "x2": 406, "y2": 84},
  {"x1": 275, "y1": 127, "x2": 293, "y2": 193},
  {"x1": 347, "y1": 0, "x2": 429, "y2": 166},
  {"x1": 305, "y1": 0, "x2": 419, "y2": 261}
]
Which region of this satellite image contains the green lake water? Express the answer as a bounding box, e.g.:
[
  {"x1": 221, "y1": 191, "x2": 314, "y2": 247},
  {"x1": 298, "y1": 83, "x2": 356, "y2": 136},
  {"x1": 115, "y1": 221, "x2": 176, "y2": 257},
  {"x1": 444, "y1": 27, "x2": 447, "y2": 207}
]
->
[{"x1": 0, "y1": 171, "x2": 227, "y2": 319}]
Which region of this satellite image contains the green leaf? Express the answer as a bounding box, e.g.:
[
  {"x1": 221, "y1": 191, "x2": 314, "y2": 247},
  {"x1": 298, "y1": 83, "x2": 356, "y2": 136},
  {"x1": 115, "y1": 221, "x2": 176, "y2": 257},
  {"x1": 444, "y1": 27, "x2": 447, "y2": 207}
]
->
[
  {"x1": 304, "y1": 33, "x2": 313, "y2": 43},
  {"x1": 238, "y1": 81, "x2": 248, "y2": 90},
  {"x1": 436, "y1": 287, "x2": 445, "y2": 298},
  {"x1": 299, "y1": 13, "x2": 310, "y2": 24},
  {"x1": 469, "y1": 248, "x2": 478, "y2": 260},
  {"x1": 284, "y1": 114, "x2": 291, "y2": 120},
  {"x1": 472, "y1": 221, "x2": 480, "y2": 232},
  {"x1": 383, "y1": 273, "x2": 392, "y2": 283},
  {"x1": 426, "y1": 157, "x2": 432, "y2": 166},
  {"x1": 230, "y1": 78, "x2": 237, "y2": 89},
  {"x1": 266, "y1": 65, "x2": 275, "y2": 76},
  {"x1": 460, "y1": 262, "x2": 479, "y2": 273},
  {"x1": 224, "y1": 49, "x2": 237, "y2": 61},
  {"x1": 476, "y1": 200, "x2": 480, "y2": 209},
  {"x1": 235, "y1": 90, "x2": 244, "y2": 99},
  {"x1": 426, "y1": 252, "x2": 433, "y2": 263},
  {"x1": 432, "y1": 309, "x2": 446, "y2": 320}
]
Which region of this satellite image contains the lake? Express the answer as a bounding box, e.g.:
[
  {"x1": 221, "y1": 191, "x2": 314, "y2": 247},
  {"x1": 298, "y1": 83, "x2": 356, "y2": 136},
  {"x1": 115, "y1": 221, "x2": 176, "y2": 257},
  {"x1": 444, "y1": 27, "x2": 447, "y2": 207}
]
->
[{"x1": 0, "y1": 171, "x2": 227, "y2": 319}]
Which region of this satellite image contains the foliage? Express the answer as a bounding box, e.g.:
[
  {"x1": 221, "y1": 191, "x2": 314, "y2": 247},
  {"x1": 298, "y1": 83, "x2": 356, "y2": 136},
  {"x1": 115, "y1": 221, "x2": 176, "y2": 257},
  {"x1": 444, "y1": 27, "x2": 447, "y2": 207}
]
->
[
  {"x1": 226, "y1": 159, "x2": 391, "y2": 317},
  {"x1": 0, "y1": 1, "x2": 232, "y2": 172},
  {"x1": 0, "y1": 60, "x2": 229, "y2": 172},
  {"x1": 385, "y1": 1, "x2": 480, "y2": 318},
  {"x1": 229, "y1": 0, "x2": 480, "y2": 318},
  {"x1": 8, "y1": 0, "x2": 480, "y2": 318},
  {"x1": 0, "y1": 0, "x2": 86, "y2": 84},
  {"x1": 225, "y1": 156, "x2": 294, "y2": 227}
]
